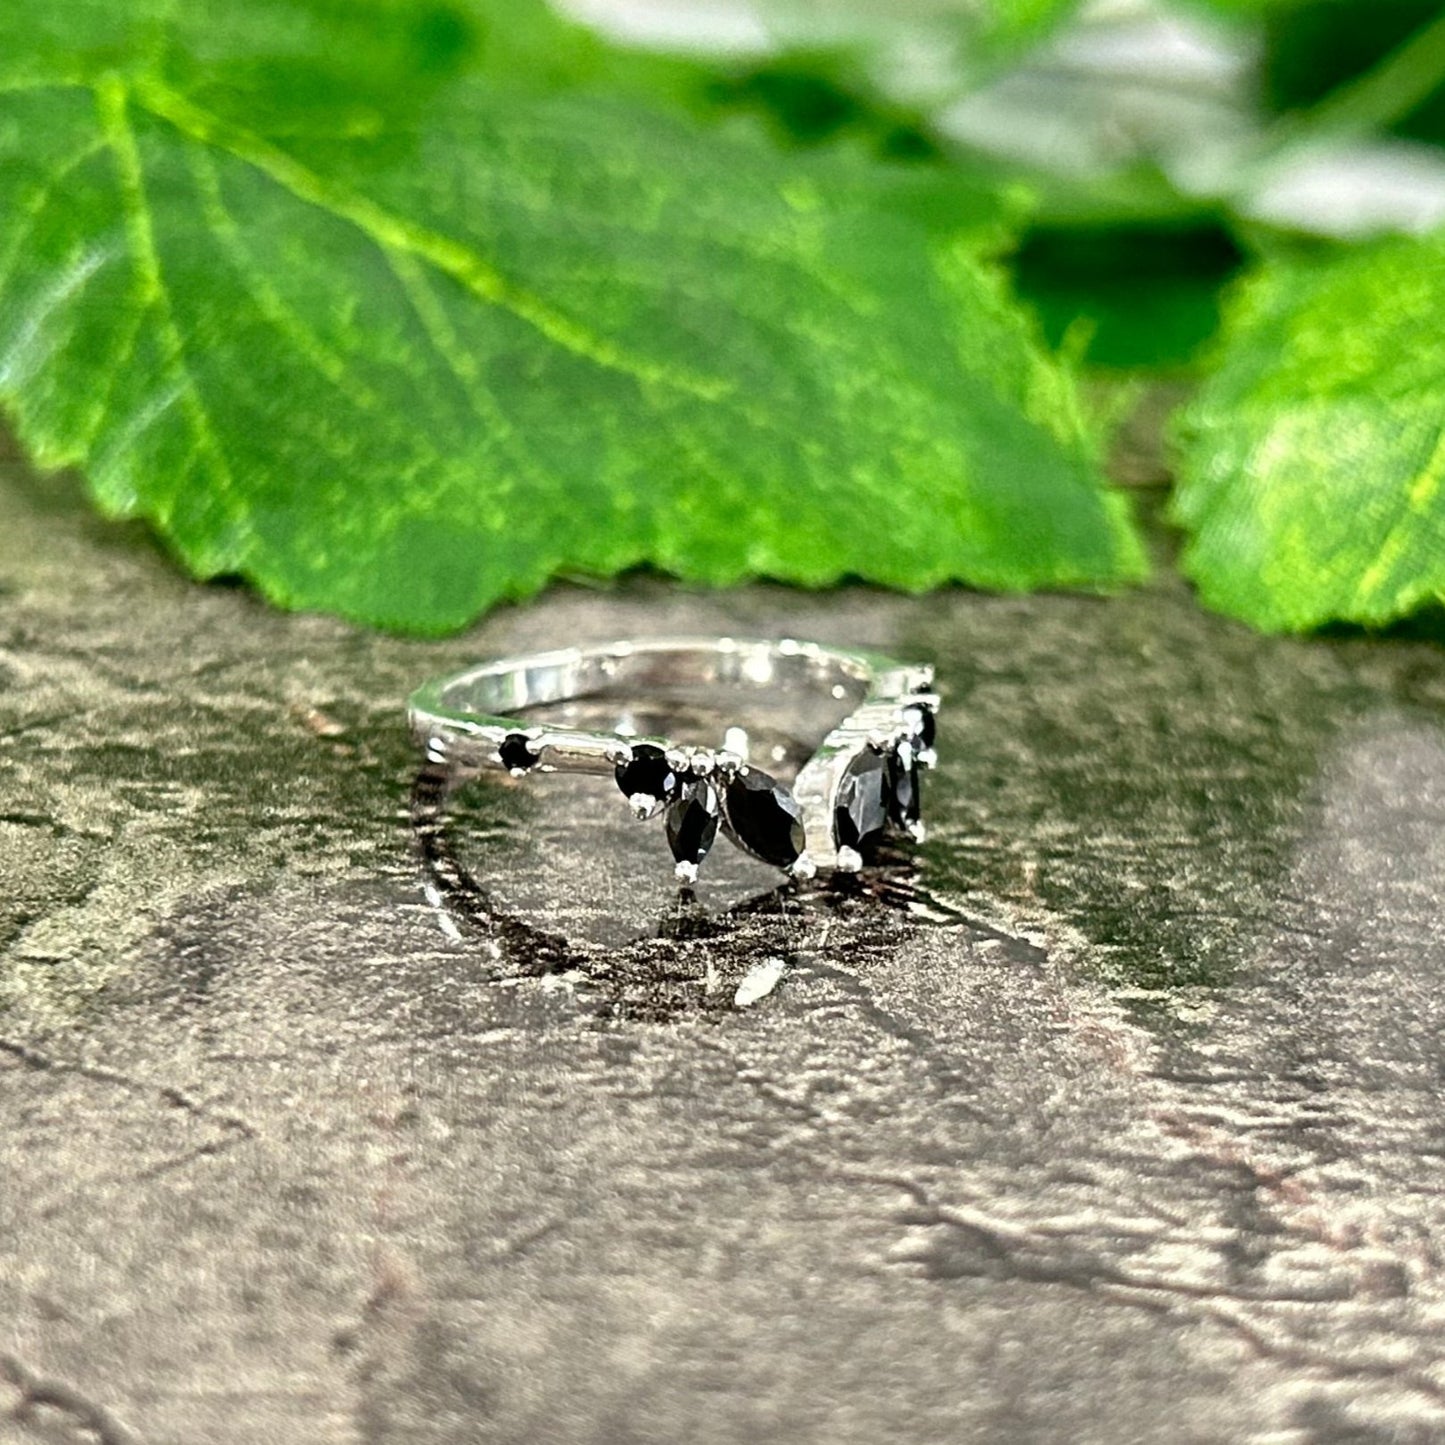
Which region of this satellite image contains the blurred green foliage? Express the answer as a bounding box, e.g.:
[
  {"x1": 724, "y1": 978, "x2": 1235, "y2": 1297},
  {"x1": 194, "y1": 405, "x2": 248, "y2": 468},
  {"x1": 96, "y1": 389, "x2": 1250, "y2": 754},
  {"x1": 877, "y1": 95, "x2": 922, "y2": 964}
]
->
[
  {"x1": 1013, "y1": 224, "x2": 1246, "y2": 370},
  {"x1": 0, "y1": 0, "x2": 1443, "y2": 631},
  {"x1": 1261, "y1": 0, "x2": 1445, "y2": 142}
]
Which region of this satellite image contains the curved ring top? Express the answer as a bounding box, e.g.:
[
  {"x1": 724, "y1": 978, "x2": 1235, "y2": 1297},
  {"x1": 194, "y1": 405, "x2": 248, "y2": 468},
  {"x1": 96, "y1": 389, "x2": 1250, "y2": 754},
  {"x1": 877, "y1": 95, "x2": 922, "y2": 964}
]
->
[{"x1": 408, "y1": 636, "x2": 938, "y2": 877}]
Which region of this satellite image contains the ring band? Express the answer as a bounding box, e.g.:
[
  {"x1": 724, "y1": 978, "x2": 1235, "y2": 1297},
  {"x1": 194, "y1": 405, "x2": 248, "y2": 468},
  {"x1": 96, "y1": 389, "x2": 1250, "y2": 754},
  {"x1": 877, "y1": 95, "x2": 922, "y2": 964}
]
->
[{"x1": 407, "y1": 637, "x2": 938, "y2": 882}]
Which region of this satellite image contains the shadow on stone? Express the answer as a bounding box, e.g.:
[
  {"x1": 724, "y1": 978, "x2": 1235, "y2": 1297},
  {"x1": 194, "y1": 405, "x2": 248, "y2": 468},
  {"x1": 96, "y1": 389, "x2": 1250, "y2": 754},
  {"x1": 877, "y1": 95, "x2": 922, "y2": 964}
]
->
[{"x1": 410, "y1": 763, "x2": 972, "y2": 1023}]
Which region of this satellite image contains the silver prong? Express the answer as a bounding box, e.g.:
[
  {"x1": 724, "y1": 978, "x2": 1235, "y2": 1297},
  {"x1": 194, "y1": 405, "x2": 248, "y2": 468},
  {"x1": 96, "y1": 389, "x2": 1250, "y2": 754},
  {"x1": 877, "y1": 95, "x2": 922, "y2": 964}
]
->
[
  {"x1": 674, "y1": 860, "x2": 699, "y2": 885},
  {"x1": 789, "y1": 852, "x2": 817, "y2": 881},
  {"x1": 629, "y1": 794, "x2": 660, "y2": 820},
  {"x1": 835, "y1": 846, "x2": 863, "y2": 873}
]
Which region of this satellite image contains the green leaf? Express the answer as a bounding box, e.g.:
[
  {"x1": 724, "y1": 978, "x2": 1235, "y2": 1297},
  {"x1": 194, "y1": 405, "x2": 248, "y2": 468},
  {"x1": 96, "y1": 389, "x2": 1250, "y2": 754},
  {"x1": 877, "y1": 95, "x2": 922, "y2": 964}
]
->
[
  {"x1": 0, "y1": 0, "x2": 1143, "y2": 633},
  {"x1": 1172, "y1": 232, "x2": 1445, "y2": 631}
]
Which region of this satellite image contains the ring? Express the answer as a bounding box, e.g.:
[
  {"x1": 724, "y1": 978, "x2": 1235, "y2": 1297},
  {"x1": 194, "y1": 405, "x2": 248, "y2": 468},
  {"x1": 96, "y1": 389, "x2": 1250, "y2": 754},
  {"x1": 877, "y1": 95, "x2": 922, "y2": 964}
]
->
[{"x1": 407, "y1": 637, "x2": 938, "y2": 883}]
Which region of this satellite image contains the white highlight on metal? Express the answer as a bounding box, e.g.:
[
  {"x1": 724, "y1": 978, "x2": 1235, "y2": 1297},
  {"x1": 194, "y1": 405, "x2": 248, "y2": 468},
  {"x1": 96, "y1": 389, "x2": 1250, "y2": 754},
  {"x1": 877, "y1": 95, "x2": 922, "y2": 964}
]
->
[
  {"x1": 722, "y1": 725, "x2": 751, "y2": 762},
  {"x1": 734, "y1": 956, "x2": 788, "y2": 1009}
]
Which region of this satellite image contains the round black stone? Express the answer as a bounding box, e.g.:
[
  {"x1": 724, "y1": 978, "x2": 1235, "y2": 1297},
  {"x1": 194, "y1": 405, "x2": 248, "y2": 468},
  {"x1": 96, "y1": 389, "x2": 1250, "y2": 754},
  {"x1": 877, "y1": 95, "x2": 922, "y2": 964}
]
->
[
  {"x1": 833, "y1": 748, "x2": 890, "y2": 857},
  {"x1": 887, "y1": 745, "x2": 921, "y2": 828},
  {"x1": 498, "y1": 733, "x2": 535, "y2": 772},
  {"x1": 723, "y1": 768, "x2": 805, "y2": 868},
  {"x1": 615, "y1": 743, "x2": 678, "y2": 810},
  {"x1": 666, "y1": 780, "x2": 720, "y2": 872}
]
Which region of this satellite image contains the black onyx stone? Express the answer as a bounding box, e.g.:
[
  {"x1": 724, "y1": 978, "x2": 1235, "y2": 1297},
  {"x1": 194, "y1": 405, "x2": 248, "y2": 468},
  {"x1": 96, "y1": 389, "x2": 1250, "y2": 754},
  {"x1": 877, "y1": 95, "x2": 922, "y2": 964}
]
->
[
  {"x1": 833, "y1": 748, "x2": 890, "y2": 858},
  {"x1": 908, "y1": 705, "x2": 937, "y2": 756},
  {"x1": 498, "y1": 733, "x2": 535, "y2": 772},
  {"x1": 887, "y1": 745, "x2": 921, "y2": 829},
  {"x1": 614, "y1": 743, "x2": 677, "y2": 815},
  {"x1": 724, "y1": 768, "x2": 806, "y2": 868},
  {"x1": 666, "y1": 780, "x2": 720, "y2": 879}
]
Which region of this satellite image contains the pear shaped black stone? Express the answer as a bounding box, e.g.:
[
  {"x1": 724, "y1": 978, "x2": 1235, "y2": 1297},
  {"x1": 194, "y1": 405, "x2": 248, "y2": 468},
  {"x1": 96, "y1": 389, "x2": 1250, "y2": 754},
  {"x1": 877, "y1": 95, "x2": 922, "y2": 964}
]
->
[
  {"x1": 723, "y1": 768, "x2": 805, "y2": 868},
  {"x1": 887, "y1": 744, "x2": 921, "y2": 828},
  {"x1": 666, "y1": 779, "x2": 720, "y2": 876},
  {"x1": 907, "y1": 705, "x2": 937, "y2": 757},
  {"x1": 615, "y1": 743, "x2": 677, "y2": 814},
  {"x1": 833, "y1": 748, "x2": 890, "y2": 856}
]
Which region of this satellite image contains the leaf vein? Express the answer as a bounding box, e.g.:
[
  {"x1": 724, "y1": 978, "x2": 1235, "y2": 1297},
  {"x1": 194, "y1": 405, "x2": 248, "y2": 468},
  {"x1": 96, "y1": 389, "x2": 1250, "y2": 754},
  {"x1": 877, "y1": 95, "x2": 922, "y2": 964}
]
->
[
  {"x1": 0, "y1": 137, "x2": 106, "y2": 304},
  {"x1": 0, "y1": 244, "x2": 112, "y2": 393},
  {"x1": 184, "y1": 139, "x2": 381, "y2": 414},
  {"x1": 1354, "y1": 422, "x2": 1445, "y2": 606},
  {"x1": 132, "y1": 78, "x2": 737, "y2": 410},
  {"x1": 384, "y1": 249, "x2": 539, "y2": 513},
  {"x1": 96, "y1": 73, "x2": 238, "y2": 531}
]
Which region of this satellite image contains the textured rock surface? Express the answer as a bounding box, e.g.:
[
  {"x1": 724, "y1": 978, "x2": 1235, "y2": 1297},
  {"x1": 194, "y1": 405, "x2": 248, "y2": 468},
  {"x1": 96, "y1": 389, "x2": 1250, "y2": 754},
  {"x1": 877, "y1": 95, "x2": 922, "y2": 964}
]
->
[{"x1": 2, "y1": 440, "x2": 1445, "y2": 1443}]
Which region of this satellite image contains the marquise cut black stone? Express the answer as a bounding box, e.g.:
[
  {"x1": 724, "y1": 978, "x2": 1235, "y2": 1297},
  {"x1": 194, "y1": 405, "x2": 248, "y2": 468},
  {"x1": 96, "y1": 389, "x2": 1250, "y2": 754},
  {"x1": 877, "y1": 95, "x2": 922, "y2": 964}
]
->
[
  {"x1": 666, "y1": 779, "x2": 720, "y2": 875},
  {"x1": 833, "y1": 748, "x2": 890, "y2": 857},
  {"x1": 498, "y1": 733, "x2": 536, "y2": 772},
  {"x1": 907, "y1": 705, "x2": 937, "y2": 757},
  {"x1": 723, "y1": 768, "x2": 805, "y2": 868},
  {"x1": 615, "y1": 743, "x2": 677, "y2": 812},
  {"x1": 887, "y1": 744, "x2": 921, "y2": 828}
]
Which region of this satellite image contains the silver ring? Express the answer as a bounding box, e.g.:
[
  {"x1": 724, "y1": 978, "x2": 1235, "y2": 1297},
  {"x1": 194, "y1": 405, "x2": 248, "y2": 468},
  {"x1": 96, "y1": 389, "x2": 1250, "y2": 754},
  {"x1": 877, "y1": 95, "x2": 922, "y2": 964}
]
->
[{"x1": 407, "y1": 637, "x2": 938, "y2": 883}]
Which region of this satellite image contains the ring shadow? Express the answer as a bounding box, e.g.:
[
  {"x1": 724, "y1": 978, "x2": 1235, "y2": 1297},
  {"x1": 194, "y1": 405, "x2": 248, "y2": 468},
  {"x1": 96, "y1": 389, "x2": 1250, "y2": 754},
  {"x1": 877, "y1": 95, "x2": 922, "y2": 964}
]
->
[{"x1": 409, "y1": 762, "x2": 956, "y2": 1023}]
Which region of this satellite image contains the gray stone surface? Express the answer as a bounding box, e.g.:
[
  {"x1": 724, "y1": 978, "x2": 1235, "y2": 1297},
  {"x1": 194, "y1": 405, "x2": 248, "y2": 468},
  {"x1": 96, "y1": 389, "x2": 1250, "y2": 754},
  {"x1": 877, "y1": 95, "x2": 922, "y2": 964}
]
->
[{"x1": 2, "y1": 438, "x2": 1445, "y2": 1444}]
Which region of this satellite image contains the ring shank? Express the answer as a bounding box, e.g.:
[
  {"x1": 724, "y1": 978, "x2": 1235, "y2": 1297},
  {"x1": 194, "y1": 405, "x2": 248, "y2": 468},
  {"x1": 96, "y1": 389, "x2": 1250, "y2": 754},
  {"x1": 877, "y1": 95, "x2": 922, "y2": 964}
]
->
[{"x1": 431, "y1": 637, "x2": 889, "y2": 716}]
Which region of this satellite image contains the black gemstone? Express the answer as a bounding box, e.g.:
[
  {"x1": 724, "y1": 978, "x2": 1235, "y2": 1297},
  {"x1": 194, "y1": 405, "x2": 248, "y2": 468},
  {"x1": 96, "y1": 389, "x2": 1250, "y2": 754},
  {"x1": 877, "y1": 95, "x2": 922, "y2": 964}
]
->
[
  {"x1": 498, "y1": 733, "x2": 535, "y2": 772},
  {"x1": 615, "y1": 743, "x2": 678, "y2": 814},
  {"x1": 833, "y1": 748, "x2": 890, "y2": 857},
  {"x1": 666, "y1": 779, "x2": 720, "y2": 875},
  {"x1": 723, "y1": 768, "x2": 806, "y2": 868},
  {"x1": 887, "y1": 744, "x2": 921, "y2": 828},
  {"x1": 906, "y1": 705, "x2": 936, "y2": 756}
]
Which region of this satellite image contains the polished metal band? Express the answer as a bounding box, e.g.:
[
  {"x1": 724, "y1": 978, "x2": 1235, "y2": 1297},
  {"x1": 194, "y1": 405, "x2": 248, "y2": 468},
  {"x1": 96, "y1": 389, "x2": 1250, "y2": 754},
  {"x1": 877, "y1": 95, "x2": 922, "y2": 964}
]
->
[{"x1": 407, "y1": 636, "x2": 938, "y2": 879}]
